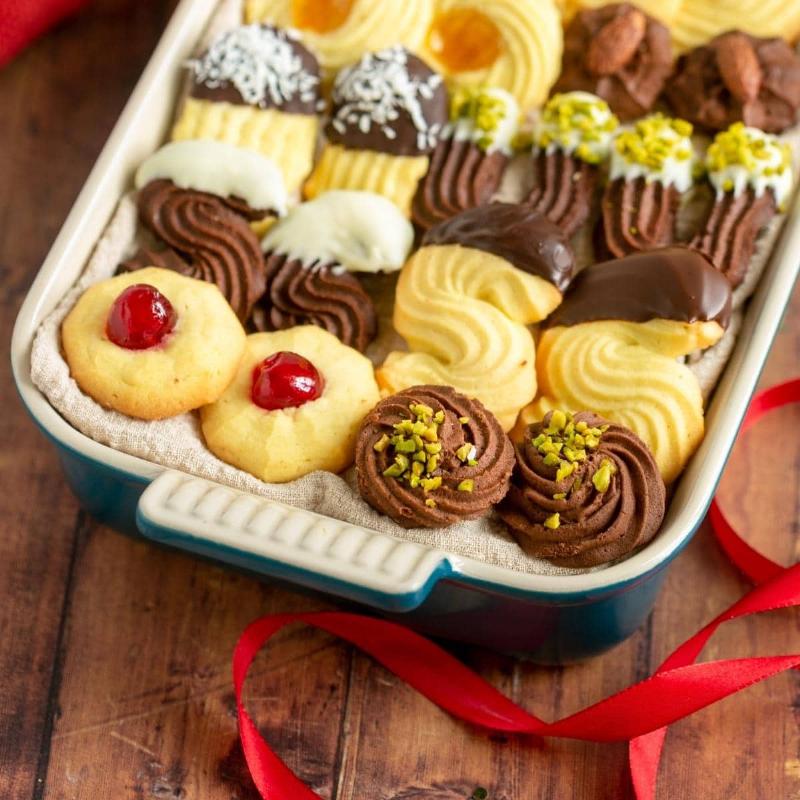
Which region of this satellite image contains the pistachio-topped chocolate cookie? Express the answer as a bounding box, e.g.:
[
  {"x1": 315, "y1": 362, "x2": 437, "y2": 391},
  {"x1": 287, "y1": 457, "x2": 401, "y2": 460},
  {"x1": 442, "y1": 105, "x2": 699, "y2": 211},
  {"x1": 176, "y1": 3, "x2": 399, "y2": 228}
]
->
[
  {"x1": 500, "y1": 410, "x2": 666, "y2": 567},
  {"x1": 355, "y1": 385, "x2": 514, "y2": 528}
]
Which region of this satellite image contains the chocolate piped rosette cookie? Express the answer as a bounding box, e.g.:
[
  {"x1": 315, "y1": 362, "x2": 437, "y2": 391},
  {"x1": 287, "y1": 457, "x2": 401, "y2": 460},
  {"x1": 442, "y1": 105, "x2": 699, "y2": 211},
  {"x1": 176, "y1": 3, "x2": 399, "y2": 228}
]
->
[
  {"x1": 553, "y1": 3, "x2": 672, "y2": 121},
  {"x1": 601, "y1": 114, "x2": 695, "y2": 258},
  {"x1": 499, "y1": 410, "x2": 666, "y2": 567},
  {"x1": 419, "y1": 0, "x2": 563, "y2": 109},
  {"x1": 244, "y1": 0, "x2": 434, "y2": 72},
  {"x1": 526, "y1": 92, "x2": 618, "y2": 237},
  {"x1": 354, "y1": 385, "x2": 514, "y2": 529},
  {"x1": 256, "y1": 190, "x2": 414, "y2": 351},
  {"x1": 201, "y1": 326, "x2": 380, "y2": 483},
  {"x1": 666, "y1": 31, "x2": 800, "y2": 134},
  {"x1": 303, "y1": 46, "x2": 448, "y2": 216},
  {"x1": 520, "y1": 247, "x2": 732, "y2": 484},
  {"x1": 172, "y1": 24, "x2": 323, "y2": 195},
  {"x1": 62, "y1": 268, "x2": 246, "y2": 420},
  {"x1": 691, "y1": 123, "x2": 794, "y2": 290},
  {"x1": 378, "y1": 203, "x2": 575, "y2": 432},
  {"x1": 122, "y1": 141, "x2": 288, "y2": 322},
  {"x1": 412, "y1": 87, "x2": 519, "y2": 232}
]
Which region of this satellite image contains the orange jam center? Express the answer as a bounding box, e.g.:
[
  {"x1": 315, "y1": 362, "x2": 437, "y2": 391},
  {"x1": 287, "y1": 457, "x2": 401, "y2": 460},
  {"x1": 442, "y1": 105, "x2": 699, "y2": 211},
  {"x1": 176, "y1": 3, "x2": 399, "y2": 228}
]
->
[
  {"x1": 426, "y1": 7, "x2": 503, "y2": 73},
  {"x1": 291, "y1": 0, "x2": 355, "y2": 33}
]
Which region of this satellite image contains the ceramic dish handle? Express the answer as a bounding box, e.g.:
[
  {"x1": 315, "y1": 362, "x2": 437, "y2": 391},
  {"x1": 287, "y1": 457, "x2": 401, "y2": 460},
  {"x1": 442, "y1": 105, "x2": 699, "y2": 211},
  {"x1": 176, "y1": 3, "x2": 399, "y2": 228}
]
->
[{"x1": 136, "y1": 470, "x2": 453, "y2": 612}]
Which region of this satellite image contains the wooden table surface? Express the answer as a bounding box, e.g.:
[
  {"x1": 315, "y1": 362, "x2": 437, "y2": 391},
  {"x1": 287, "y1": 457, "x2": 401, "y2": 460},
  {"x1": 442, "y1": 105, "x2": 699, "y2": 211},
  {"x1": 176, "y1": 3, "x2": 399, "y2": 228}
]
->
[{"x1": 2, "y1": 3, "x2": 800, "y2": 798}]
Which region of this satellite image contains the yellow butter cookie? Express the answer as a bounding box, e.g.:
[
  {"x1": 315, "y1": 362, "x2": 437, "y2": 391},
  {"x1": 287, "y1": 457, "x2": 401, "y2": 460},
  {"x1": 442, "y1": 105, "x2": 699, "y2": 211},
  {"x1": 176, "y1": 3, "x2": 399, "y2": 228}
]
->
[
  {"x1": 62, "y1": 268, "x2": 246, "y2": 420},
  {"x1": 377, "y1": 204, "x2": 575, "y2": 431},
  {"x1": 201, "y1": 326, "x2": 380, "y2": 483}
]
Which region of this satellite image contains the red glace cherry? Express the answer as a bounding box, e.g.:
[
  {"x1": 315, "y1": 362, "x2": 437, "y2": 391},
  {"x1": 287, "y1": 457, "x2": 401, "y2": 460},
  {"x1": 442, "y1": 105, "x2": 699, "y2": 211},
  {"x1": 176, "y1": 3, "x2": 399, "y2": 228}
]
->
[
  {"x1": 106, "y1": 283, "x2": 177, "y2": 350},
  {"x1": 251, "y1": 351, "x2": 325, "y2": 411}
]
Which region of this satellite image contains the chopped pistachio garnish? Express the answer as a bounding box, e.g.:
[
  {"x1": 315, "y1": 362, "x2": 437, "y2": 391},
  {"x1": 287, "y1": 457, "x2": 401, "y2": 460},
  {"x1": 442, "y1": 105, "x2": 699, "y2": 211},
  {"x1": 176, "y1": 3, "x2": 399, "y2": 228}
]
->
[
  {"x1": 544, "y1": 512, "x2": 561, "y2": 529},
  {"x1": 458, "y1": 416, "x2": 470, "y2": 425},
  {"x1": 552, "y1": 492, "x2": 566, "y2": 500},
  {"x1": 449, "y1": 86, "x2": 519, "y2": 154},
  {"x1": 591, "y1": 458, "x2": 617, "y2": 493},
  {"x1": 425, "y1": 498, "x2": 437, "y2": 508},
  {"x1": 373, "y1": 434, "x2": 390, "y2": 453},
  {"x1": 457, "y1": 479, "x2": 475, "y2": 492}
]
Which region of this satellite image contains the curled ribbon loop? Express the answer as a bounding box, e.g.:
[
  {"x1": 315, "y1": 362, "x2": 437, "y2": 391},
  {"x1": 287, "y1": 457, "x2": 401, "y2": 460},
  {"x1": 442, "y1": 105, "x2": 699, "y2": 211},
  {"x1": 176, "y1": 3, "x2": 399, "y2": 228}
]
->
[{"x1": 233, "y1": 378, "x2": 800, "y2": 800}]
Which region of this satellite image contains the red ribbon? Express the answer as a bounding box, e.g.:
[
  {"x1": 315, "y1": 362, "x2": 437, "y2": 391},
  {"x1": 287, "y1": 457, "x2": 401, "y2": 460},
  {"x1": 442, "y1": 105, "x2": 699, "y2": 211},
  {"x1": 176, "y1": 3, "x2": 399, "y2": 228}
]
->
[{"x1": 233, "y1": 378, "x2": 800, "y2": 800}]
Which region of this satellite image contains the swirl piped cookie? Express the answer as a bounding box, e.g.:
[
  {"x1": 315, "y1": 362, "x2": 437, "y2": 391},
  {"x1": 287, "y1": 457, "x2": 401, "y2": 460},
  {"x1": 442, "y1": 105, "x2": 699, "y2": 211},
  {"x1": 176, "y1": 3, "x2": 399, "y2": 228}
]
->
[
  {"x1": 378, "y1": 203, "x2": 575, "y2": 432},
  {"x1": 691, "y1": 123, "x2": 794, "y2": 288},
  {"x1": 244, "y1": 0, "x2": 434, "y2": 72},
  {"x1": 304, "y1": 46, "x2": 448, "y2": 216},
  {"x1": 355, "y1": 385, "x2": 514, "y2": 528},
  {"x1": 521, "y1": 247, "x2": 732, "y2": 484},
  {"x1": 256, "y1": 191, "x2": 414, "y2": 351},
  {"x1": 62, "y1": 268, "x2": 246, "y2": 420},
  {"x1": 602, "y1": 114, "x2": 695, "y2": 258},
  {"x1": 554, "y1": 3, "x2": 673, "y2": 121},
  {"x1": 123, "y1": 141, "x2": 288, "y2": 322},
  {"x1": 171, "y1": 24, "x2": 323, "y2": 195},
  {"x1": 500, "y1": 410, "x2": 666, "y2": 567},
  {"x1": 412, "y1": 87, "x2": 519, "y2": 232},
  {"x1": 420, "y1": 0, "x2": 563, "y2": 109},
  {"x1": 201, "y1": 326, "x2": 380, "y2": 483},
  {"x1": 526, "y1": 92, "x2": 618, "y2": 237}
]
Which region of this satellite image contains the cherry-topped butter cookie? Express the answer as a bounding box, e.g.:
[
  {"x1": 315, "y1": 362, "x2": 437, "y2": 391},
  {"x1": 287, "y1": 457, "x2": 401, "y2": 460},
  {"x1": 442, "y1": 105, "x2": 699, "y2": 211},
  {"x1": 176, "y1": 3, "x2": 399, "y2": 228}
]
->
[{"x1": 61, "y1": 267, "x2": 246, "y2": 419}]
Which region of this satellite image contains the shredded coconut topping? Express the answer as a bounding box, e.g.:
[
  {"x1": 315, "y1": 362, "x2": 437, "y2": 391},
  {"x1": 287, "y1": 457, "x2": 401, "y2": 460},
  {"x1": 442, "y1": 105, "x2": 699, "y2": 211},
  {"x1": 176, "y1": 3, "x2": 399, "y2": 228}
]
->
[
  {"x1": 330, "y1": 46, "x2": 443, "y2": 151},
  {"x1": 187, "y1": 25, "x2": 320, "y2": 110}
]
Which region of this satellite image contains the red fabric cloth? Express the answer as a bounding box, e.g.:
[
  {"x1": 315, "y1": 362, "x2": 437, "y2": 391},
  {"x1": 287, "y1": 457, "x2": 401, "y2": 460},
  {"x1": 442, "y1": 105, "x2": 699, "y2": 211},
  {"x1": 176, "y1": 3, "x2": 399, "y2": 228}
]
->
[
  {"x1": 231, "y1": 378, "x2": 800, "y2": 799},
  {"x1": 0, "y1": 0, "x2": 89, "y2": 67}
]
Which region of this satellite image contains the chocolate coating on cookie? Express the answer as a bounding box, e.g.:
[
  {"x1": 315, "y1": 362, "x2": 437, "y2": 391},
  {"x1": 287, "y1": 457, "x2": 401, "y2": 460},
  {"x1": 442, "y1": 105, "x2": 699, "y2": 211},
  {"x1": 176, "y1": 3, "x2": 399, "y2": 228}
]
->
[
  {"x1": 325, "y1": 46, "x2": 448, "y2": 157},
  {"x1": 553, "y1": 3, "x2": 673, "y2": 120},
  {"x1": 188, "y1": 24, "x2": 322, "y2": 114},
  {"x1": 252, "y1": 253, "x2": 377, "y2": 353},
  {"x1": 422, "y1": 203, "x2": 575, "y2": 291},
  {"x1": 499, "y1": 411, "x2": 666, "y2": 567},
  {"x1": 123, "y1": 180, "x2": 265, "y2": 322},
  {"x1": 665, "y1": 32, "x2": 800, "y2": 133},
  {"x1": 546, "y1": 247, "x2": 732, "y2": 329},
  {"x1": 355, "y1": 385, "x2": 514, "y2": 529}
]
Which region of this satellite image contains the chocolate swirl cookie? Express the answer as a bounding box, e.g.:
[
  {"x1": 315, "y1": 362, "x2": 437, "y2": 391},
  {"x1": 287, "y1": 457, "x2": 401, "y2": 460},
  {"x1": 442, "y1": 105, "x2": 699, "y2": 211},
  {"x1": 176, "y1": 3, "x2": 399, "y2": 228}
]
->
[
  {"x1": 355, "y1": 385, "x2": 514, "y2": 529},
  {"x1": 499, "y1": 410, "x2": 666, "y2": 567},
  {"x1": 123, "y1": 179, "x2": 265, "y2": 321},
  {"x1": 251, "y1": 253, "x2": 377, "y2": 353}
]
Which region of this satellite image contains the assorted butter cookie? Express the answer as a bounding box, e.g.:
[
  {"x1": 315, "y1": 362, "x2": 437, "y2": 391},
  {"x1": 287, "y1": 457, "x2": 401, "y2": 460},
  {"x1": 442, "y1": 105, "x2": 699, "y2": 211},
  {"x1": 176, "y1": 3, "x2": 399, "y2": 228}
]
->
[
  {"x1": 244, "y1": 0, "x2": 434, "y2": 73},
  {"x1": 256, "y1": 190, "x2": 414, "y2": 351},
  {"x1": 420, "y1": 0, "x2": 563, "y2": 109},
  {"x1": 527, "y1": 91, "x2": 619, "y2": 237},
  {"x1": 172, "y1": 24, "x2": 323, "y2": 195},
  {"x1": 691, "y1": 123, "x2": 794, "y2": 289},
  {"x1": 499, "y1": 409, "x2": 666, "y2": 567},
  {"x1": 412, "y1": 86, "x2": 519, "y2": 232},
  {"x1": 201, "y1": 326, "x2": 380, "y2": 483},
  {"x1": 521, "y1": 247, "x2": 732, "y2": 484},
  {"x1": 666, "y1": 32, "x2": 800, "y2": 134},
  {"x1": 62, "y1": 268, "x2": 246, "y2": 420},
  {"x1": 601, "y1": 114, "x2": 695, "y2": 258},
  {"x1": 355, "y1": 385, "x2": 514, "y2": 528},
  {"x1": 304, "y1": 46, "x2": 448, "y2": 216},
  {"x1": 553, "y1": 3, "x2": 673, "y2": 121},
  {"x1": 378, "y1": 203, "x2": 575, "y2": 432}
]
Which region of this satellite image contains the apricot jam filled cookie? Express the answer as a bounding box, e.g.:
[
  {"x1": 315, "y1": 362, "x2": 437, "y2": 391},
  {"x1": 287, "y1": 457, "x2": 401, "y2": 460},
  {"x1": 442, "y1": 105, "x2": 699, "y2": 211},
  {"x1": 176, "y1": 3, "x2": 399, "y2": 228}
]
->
[
  {"x1": 62, "y1": 267, "x2": 246, "y2": 420},
  {"x1": 200, "y1": 326, "x2": 380, "y2": 483}
]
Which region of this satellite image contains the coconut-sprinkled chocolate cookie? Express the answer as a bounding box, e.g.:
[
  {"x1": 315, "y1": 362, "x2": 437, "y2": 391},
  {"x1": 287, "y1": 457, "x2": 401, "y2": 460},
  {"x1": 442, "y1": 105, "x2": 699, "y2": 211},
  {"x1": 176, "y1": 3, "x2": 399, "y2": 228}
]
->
[
  {"x1": 500, "y1": 410, "x2": 666, "y2": 567},
  {"x1": 666, "y1": 31, "x2": 800, "y2": 134},
  {"x1": 601, "y1": 114, "x2": 695, "y2": 258},
  {"x1": 172, "y1": 24, "x2": 323, "y2": 195},
  {"x1": 526, "y1": 91, "x2": 619, "y2": 237},
  {"x1": 412, "y1": 86, "x2": 519, "y2": 231},
  {"x1": 553, "y1": 3, "x2": 672, "y2": 121},
  {"x1": 691, "y1": 123, "x2": 794, "y2": 289},
  {"x1": 378, "y1": 203, "x2": 575, "y2": 431},
  {"x1": 520, "y1": 247, "x2": 732, "y2": 484},
  {"x1": 255, "y1": 191, "x2": 414, "y2": 351},
  {"x1": 304, "y1": 46, "x2": 448, "y2": 215},
  {"x1": 355, "y1": 385, "x2": 514, "y2": 528}
]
